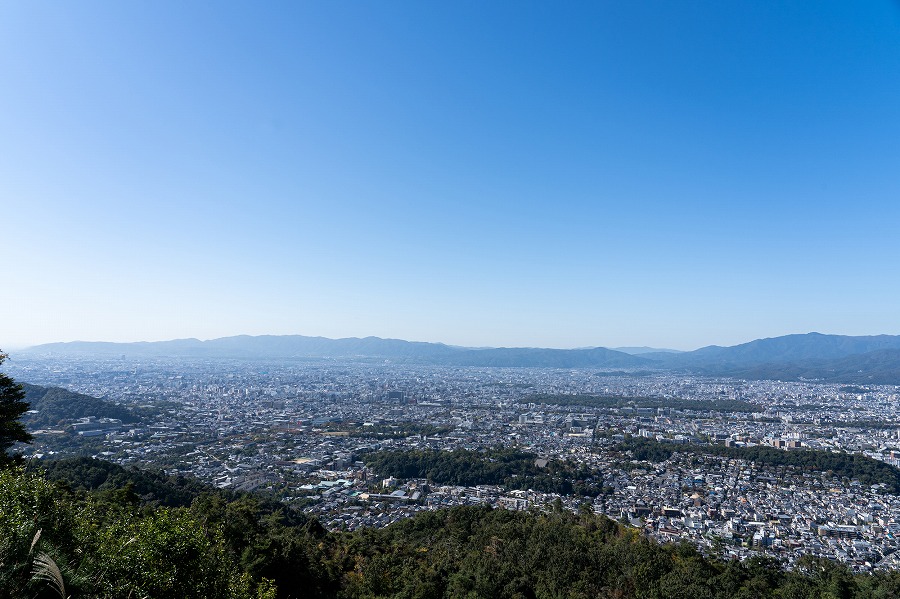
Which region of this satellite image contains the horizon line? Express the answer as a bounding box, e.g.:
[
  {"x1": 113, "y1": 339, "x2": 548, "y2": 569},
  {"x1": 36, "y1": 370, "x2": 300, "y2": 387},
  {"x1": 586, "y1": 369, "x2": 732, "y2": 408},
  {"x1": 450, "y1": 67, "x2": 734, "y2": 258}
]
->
[{"x1": 8, "y1": 329, "x2": 898, "y2": 355}]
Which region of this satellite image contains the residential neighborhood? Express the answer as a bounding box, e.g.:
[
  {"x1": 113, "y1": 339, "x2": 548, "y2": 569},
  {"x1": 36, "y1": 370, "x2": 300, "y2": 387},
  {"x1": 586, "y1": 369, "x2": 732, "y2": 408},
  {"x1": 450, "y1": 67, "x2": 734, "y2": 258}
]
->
[{"x1": 10, "y1": 355, "x2": 900, "y2": 572}]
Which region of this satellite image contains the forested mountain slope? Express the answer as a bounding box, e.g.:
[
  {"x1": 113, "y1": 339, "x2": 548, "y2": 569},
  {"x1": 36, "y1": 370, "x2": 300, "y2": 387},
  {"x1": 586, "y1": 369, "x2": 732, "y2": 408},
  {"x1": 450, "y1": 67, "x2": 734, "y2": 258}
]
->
[{"x1": 4, "y1": 459, "x2": 900, "y2": 598}]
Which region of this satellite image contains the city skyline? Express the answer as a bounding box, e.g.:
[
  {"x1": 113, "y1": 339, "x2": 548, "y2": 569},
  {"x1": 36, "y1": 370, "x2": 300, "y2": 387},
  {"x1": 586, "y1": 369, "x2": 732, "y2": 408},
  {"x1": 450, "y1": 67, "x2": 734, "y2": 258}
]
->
[{"x1": 4, "y1": 2, "x2": 900, "y2": 350}]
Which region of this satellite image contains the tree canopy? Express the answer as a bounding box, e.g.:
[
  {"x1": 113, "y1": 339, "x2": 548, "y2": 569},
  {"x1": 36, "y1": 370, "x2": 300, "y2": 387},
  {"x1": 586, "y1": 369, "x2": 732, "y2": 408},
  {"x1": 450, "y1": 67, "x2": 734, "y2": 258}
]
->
[
  {"x1": 0, "y1": 351, "x2": 31, "y2": 466},
  {"x1": 6, "y1": 462, "x2": 900, "y2": 598},
  {"x1": 364, "y1": 447, "x2": 607, "y2": 496}
]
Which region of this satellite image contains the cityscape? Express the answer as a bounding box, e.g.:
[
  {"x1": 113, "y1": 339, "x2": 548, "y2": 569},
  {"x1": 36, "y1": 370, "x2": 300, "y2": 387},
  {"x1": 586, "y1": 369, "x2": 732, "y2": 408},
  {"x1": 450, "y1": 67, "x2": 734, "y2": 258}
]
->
[
  {"x1": 4, "y1": 2, "x2": 900, "y2": 596},
  {"x1": 10, "y1": 344, "x2": 900, "y2": 573}
]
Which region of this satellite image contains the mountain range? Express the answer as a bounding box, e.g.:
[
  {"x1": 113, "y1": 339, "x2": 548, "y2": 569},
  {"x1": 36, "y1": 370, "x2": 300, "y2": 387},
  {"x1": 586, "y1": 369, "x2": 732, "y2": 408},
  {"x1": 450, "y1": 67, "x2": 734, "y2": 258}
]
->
[{"x1": 17, "y1": 332, "x2": 900, "y2": 385}]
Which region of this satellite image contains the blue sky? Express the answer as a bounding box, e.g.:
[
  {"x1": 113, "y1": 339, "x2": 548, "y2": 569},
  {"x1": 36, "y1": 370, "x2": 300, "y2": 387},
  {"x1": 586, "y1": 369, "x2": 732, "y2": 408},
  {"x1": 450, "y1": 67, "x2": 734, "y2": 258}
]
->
[{"x1": 3, "y1": 2, "x2": 900, "y2": 350}]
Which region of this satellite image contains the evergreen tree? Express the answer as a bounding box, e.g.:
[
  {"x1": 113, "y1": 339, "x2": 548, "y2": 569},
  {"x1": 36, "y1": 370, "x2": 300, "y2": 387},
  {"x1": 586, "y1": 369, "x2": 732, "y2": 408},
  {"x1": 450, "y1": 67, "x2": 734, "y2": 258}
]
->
[{"x1": 0, "y1": 351, "x2": 31, "y2": 466}]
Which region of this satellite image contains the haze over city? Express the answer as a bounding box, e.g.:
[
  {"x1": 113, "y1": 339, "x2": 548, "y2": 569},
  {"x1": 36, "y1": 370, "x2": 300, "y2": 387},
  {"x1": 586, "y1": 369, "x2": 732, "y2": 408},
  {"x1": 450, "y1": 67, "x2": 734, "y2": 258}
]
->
[{"x1": 4, "y1": 2, "x2": 900, "y2": 350}]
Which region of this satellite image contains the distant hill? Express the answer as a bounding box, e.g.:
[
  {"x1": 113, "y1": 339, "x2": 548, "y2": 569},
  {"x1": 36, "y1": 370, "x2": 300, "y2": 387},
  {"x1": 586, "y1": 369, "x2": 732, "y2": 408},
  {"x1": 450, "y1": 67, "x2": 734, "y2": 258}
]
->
[
  {"x1": 613, "y1": 346, "x2": 684, "y2": 355},
  {"x1": 20, "y1": 331, "x2": 900, "y2": 383},
  {"x1": 645, "y1": 333, "x2": 900, "y2": 368},
  {"x1": 20, "y1": 335, "x2": 462, "y2": 361},
  {"x1": 22, "y1": 383, "x2": 138, "y2": 427},
  {"x1": 634, "y1": 332, "x2": 900, "y2": 383},
  {"x1": 21, "y1": 335, "x2": 650, "y2": 369},
  {"x1": 709, "y1": 348, "x2": 900, "y2": 385}
]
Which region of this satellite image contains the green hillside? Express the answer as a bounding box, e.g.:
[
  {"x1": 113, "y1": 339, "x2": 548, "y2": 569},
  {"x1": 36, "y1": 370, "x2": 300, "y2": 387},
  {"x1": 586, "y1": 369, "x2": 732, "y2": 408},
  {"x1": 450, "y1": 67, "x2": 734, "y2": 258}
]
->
[
  {"x1": 22, "y1": 384, "x2": 139, "y2": 428},
  {"x1": 4, "y1": 460, "x2": 900, "y2": 598}
]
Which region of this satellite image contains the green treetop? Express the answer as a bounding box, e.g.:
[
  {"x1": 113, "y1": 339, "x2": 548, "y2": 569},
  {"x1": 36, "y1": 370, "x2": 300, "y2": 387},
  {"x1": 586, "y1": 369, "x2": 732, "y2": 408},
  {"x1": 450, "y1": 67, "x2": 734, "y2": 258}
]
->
[{"x1": 0, "y1": 351, "x2": 31, "y2": 466}]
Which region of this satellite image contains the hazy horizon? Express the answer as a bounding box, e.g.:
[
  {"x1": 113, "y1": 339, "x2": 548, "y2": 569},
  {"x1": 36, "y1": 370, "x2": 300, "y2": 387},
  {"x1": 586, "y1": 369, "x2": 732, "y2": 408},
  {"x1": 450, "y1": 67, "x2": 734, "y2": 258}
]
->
[
  {"x1": 7, "y1": 332, "x2": 695, "y2": 353},
  {"x1": 9, "y1": 329, "x2": 900, "y2": 356},
  {"x1": 4, "y1": 3, "x2": 900, "y2": 352}
]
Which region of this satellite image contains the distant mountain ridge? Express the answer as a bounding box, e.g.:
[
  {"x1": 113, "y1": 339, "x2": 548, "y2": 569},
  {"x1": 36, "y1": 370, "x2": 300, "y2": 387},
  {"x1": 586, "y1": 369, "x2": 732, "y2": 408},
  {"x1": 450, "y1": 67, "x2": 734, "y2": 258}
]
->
[
  {"x1": 20, "y1": 335, "x2": 651, "y2": 368},
  {"x1": 705, "y1": 348, "x2": 900, "y2": 385},
  {"x1": 653, "y1": 332, "x2": 900, "y2": 367},
  {"x1": 613, "y1": 346, "x2": 684, "y2": 355},
  {"x1": 22, "y1": 335, "x2": 460, "y2": 360},
  {"x1": 18, "y1": 332, "x2": 900, "y2": 384},
  {"x1": 641, "y1": 333, "x2": 900, "y2": 384}
]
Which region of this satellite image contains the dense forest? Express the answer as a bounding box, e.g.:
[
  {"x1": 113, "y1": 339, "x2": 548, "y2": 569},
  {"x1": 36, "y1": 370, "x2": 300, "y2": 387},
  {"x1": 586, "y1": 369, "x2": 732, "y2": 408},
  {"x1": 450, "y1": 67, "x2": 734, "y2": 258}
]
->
[
  {"x1": 705, "y1": 348, "x2": 900, "y2": 386},
  {"x1": 612, "y1": 437, "x2": 900, "y2": 493},
  {"x1": 40, "y1": 456, "x2": 243, "y2": 507},
  {"x1": 521, "y1": 394, "x2": 762, "y2": 413},
  {"x1": 21, "y1": 383, "x2": 140, "y2": 427},
  {"x1": 5, "y1": 459, "x2": 900, "y2": 598},
  {"x1": 363, "y1": 448, "x2": 607, "y2": 497}
]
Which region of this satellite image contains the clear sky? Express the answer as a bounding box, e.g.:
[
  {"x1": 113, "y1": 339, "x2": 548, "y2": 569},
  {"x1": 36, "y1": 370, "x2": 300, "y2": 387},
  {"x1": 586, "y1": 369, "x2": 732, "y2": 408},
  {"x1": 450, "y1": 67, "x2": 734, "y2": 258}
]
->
[{"x1": 3, "y1": 2, "x2": 900, "y2": 351}]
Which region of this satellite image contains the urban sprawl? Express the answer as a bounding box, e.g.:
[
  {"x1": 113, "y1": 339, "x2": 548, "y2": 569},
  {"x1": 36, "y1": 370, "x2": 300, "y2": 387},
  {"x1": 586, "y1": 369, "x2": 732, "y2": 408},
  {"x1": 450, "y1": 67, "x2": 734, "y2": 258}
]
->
[{"x1": 10, "y1": 358, "x2": 900, "y2": 573}]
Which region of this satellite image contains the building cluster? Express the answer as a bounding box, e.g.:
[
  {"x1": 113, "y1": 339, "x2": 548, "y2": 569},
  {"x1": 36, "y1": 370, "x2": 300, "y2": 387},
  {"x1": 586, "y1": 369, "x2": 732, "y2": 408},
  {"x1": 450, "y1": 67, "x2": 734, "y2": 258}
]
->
[{"x1": 8, "y1": 356, "x2": 900, "y2": 571}]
